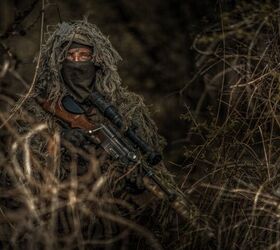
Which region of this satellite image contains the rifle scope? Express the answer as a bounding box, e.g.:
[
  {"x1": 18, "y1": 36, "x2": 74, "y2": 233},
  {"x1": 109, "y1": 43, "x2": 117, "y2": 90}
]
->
[{"x1": 87, "y1": 92, "x2": 162, "y2": 166}]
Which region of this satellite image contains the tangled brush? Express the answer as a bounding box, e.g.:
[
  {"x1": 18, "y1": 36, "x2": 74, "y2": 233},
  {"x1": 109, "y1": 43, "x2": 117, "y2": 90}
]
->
[{"x1": 180, "y1": 1, "x2": 280, "y2": 249}]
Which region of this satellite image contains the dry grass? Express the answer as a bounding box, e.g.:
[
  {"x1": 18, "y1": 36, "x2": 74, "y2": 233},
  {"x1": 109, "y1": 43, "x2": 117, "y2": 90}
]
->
[
  {"x1": 3, "y1": 1, "x2": 280, "y2": 249},
  {"x1": 0, "y1": 109, "x2": 165, "y2": 249},
  {"x1": 179, "y1": 1, "x2": 280, "y2": 249}
]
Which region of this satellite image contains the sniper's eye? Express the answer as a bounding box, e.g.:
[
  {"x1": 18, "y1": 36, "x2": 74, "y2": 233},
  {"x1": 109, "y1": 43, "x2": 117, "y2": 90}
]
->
[
  {"x1": 79, "y1": 52, "x2": 92, "y2": 61},
  {"x1": 66, "y1": 48, "x2": 93, "y2": 62}
]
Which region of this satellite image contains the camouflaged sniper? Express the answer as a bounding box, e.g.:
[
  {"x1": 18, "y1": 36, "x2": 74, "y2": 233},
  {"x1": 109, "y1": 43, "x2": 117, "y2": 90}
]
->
[
  {"x1": 21, "y1": 20, "x2": 166, "y2": 153},
  {"x1": 5, "y1": 20, "x2": 215, "y2": 248}
]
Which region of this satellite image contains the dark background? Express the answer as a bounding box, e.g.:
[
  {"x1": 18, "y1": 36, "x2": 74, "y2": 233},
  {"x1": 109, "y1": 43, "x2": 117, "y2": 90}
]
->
[{"x1": 0, "y1": 0, "x2": 222, "y2": 166}]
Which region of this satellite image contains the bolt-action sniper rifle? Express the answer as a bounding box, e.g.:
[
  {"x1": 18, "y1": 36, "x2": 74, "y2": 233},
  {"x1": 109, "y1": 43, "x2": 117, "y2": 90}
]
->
[{"x1": 40, "y1": 92, "x2": 215, "y2": 240}]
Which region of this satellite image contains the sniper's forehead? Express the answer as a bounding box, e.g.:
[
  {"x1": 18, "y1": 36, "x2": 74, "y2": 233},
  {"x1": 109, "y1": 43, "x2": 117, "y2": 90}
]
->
[{"x1": 67, "y1": 47, "x2": 92, "y2": 53}]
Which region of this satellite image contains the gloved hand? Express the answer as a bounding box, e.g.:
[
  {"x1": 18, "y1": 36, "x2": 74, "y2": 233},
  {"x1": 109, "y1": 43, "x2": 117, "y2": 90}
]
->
[
  {"x1": 61, "y1": 128, "x2": 96, "y2": 148},
  {"x1": 60, "y1": 128, "x2": 98, "y2": 176}
]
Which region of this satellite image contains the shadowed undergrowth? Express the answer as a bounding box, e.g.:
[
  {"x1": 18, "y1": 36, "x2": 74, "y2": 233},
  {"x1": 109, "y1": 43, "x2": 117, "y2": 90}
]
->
[
  {"x1": 2, "y1": 1, "x2": 280, "y2": 249},
  {"x1": 180, "y1": 2, "x2": 280, "y2": 249}
]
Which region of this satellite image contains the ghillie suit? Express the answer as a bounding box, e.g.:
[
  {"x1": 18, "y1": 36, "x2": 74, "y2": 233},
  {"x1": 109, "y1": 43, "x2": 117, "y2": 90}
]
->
[
  {"x1": 0, "y1": 19, "x2": 218, "y2": 249},
  {"x1": 0, "y1": 20, "x2": 197, "y2": 250},
  {"x1": 32, "y1": 20, "x2": 165, "y2": 150},
  {"x1": 22, "y1": 20, "x2": 169, "y2": 184},
  {"x1": 10, "y1": 20, "x2": 168, "y2": 179}
]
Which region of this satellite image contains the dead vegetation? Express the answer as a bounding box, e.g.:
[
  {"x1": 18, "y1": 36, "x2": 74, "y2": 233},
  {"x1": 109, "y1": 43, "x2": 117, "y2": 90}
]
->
[
  {"x1": 179, "y1": 1, "x2": 280, "y2": 249},
  {"x1": 2, "y1": 1, "x2": 280, "y2": 249}
]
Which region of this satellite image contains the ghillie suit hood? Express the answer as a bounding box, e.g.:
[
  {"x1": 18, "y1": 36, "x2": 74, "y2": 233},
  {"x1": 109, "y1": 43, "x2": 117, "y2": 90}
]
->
[{"x1": 23, "y1": 20, "x2": 165, "y2": 152}]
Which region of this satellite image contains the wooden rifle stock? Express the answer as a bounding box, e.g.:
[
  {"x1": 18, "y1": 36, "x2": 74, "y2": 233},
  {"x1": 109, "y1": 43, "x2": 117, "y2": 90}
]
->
[{"x1": 42, "y1": 99, "x2": 95, "y2": 130}]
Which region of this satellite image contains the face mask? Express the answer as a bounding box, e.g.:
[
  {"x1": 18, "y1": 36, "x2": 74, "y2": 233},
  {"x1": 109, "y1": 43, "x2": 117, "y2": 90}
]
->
[{"x1": 61, "y1": 60, "x2": 97, "y2": 103}]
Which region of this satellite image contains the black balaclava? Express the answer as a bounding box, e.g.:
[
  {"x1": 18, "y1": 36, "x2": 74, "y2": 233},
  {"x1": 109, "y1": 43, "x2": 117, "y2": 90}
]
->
[{"x1": 61, "y1": 42, "x2": 98, "y2": 103}]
